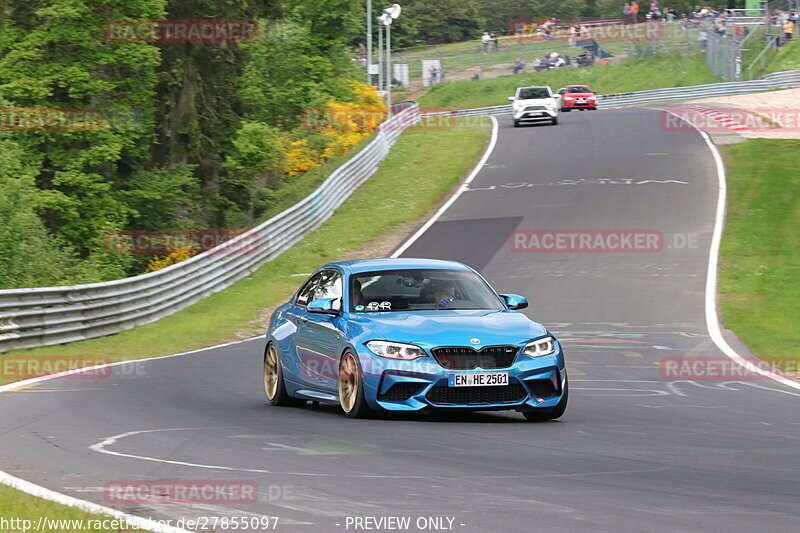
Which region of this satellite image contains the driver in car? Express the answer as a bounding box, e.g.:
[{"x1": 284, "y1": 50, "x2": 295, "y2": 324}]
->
[{"x1": 434, "y1": 282, "x2": 456, "y2": 309}]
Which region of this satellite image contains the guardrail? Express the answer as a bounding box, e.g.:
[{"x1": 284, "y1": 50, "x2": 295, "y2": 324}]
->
[
  {"x1": 0, "y1": 104, "x2": 421, "y2": 352},
  {"x1": 421, "y1": 69, "x2": 800, "y2": 118}
]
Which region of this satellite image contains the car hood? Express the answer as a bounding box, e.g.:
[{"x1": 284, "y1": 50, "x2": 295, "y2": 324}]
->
[{"x1": 349, "y1": 310, "x2": 548, "y2": 348}]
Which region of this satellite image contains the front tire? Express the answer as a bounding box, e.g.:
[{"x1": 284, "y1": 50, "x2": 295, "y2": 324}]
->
[
  {"x1": 551, "y1": 116, "x2": 559, "y2": 125},
  {"x1": 521, "y1": 379, "x2": 568, "y2": 421},
  {"x1": 513, "y1": 119, "x2": 520, "y2": 127},
  {"x1": 264, "y1": 343, "x2": 305, "y2": 407},
  {"x1": 338, "y1": 351, "x2": 371, "y2": 418}
]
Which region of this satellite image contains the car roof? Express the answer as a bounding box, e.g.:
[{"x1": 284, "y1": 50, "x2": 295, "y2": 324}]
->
[
  {"x1": 322, "y1": 258, "x2": 473, "y2": 274},
  {"x1": 566, "y1": 84, "x2": 593, "y2": 89},
  {"x1": 518, "y1": 85, "x2": 549, "y2": 90}
]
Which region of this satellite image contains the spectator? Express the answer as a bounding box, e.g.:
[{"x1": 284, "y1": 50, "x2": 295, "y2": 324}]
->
[
  {"x1": 567, "y1": 25, "x2": 578, "y2": 46},
  {"x1": 631, "y1": 2, "x2": 640, "y2": 23},
  {"x1": 698, "y1": 28, "x2": 707, "y2": 50},
  {"x1": 490, "y1": 32, "x2": 499, "y2": 51},
  {"x1": 624, "y1": 3, "x2": 632, "y2": 25},
  {"x1": 531, "y1": 58, "x2": 544, "y2": 72},
  {"x1": 481, "y1": 31, "x2": 491, "y2": 52},
  {"x1": 428, "y1": 65, "x2": 439, "y2": 85},
  {"x1": 783, "y1": 19, "x2": 794, "y2": 44},
  {"x1": 513, "y1": 58, "x2": 526, "y2": 74}
]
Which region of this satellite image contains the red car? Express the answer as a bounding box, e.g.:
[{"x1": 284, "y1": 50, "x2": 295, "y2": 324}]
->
[{"x1": 556, "y1": 85, "x2": 597, "y2": 111}]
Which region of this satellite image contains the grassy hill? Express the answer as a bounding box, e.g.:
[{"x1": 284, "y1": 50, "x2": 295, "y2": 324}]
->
[{"x1": 418, "y1": 54, "x2": 720, "y2": 109}]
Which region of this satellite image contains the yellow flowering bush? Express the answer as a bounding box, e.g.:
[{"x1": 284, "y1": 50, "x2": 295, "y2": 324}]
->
[
  {"x1": 280, "y1": 138, "x2": 321, "y2": 177},
  {"x1": 146, "y1": 246, "x2": 196, "y2": 272}
]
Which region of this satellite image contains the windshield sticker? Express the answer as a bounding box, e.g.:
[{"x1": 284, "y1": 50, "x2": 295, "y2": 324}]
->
[
  {"x1": 365, "y1": 301, "x2": 391, "y2": 311},
  {"x1": 355, "y1": 305, "x2": 365, "y2": 311}
]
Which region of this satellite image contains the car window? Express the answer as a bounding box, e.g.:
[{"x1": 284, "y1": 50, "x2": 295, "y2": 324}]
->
[
  {"x1": 350, "y1": 269, "x2": 503, "y2": 313},
  {"x1": 518, "y1": 88, "x2": 549, "y2": 99},
  {"x1": 296, "y1": 269, "x2": 342, "y2": 306},
  {"x1": 566, "y1": 86, "x2": 592, "y2": 94}
]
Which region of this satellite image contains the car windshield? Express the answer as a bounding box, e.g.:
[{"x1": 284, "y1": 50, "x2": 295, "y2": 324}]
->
[
  {"x1": 566, "y1": 86, "x2": 592, "y2": 94},
  {"x1": 350, "y1": 269, "x2": 504, "y2": 312},
  {"x1": 518, "y1": 88, "x2": 549, "y2": 99}
]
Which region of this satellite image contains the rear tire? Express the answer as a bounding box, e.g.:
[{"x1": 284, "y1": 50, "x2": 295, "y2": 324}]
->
[
  {"x1": 264, "y1": 343, "x2": 306, "y2": 407},
  {"x1": 521, "y1": 379, "x2": 568, "y2": 421},
  {"x1": 338, "y1": 351, "x2": 372, "y2": 418}
]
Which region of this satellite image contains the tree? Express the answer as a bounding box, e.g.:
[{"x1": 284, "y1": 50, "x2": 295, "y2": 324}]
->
[
  {"x1": 478, "y1": 0, "x2": 532, "y2": 34},
  {"x1": 403, "y1": 0, "x2": 484, "y2": 44},
  {"x1": 526, "y1": 0, "x2": 591, "y2": 21}
]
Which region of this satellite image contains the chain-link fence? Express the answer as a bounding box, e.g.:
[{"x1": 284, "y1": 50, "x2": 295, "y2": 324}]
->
[{"x1": 392, "y1": 21, "x2": 702, "y2": 90}]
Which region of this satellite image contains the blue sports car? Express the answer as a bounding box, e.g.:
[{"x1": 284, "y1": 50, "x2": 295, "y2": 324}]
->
[{"x1": 263, "y1": 258, "x2": 567, "y2": 420}]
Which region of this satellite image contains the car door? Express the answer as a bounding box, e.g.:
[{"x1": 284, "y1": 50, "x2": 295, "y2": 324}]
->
[{"x1": 293, "y1": 269, "x2": 345, "y2": 392}]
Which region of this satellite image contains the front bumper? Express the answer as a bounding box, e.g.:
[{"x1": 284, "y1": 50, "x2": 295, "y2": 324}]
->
[
  {"x1": 355, "y1": 346, "x2": 567, "y2": 412},
  {"x1": 562, "y1": 100, "x2": 596, "y2": 109},
  {"x1": 513, "y1": 108, "x2": 557, "y2": 121}
]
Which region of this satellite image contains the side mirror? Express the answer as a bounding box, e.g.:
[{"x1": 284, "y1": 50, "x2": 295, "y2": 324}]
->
[
  {"x1": 307, "y1": 298, "x2": 340, "y2": 315},
  {"x1": 507, "y1": 96, "x2": 515, "y2": 101},
  {"x1": 500, "y1": 294, "x2": 528, "y2": 310}
]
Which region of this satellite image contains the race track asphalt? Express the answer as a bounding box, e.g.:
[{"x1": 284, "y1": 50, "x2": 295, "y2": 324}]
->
[{"x1": 1, "y1": 108, "x2": 798, "y2": 533}]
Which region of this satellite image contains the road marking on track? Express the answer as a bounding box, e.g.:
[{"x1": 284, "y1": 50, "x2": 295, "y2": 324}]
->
[
  {"x1": 0, "y1": 337, "x2": 262, "y2": 533},
  {"x1": 623, "y1": 351, "x2": 643, "y2": 358},
  {"x1": 391, "y1": 116, "x2": 499, "y2": 257}
]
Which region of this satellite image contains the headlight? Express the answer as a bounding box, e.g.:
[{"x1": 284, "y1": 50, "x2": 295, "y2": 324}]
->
[
  {"x1": 564, "y1": 96, "x2": 575, "y2": 101},
  {"x1": 523, "y1": 336, "x2": 556, "y2": 357},
  {"x1": 366, "y1": 341, "x2": 427, "y2": 360}
]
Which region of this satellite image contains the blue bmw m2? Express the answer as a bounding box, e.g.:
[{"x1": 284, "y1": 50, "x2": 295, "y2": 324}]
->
[{"x1": 263, "y1": 258, "x2": 567, "y2": 420}]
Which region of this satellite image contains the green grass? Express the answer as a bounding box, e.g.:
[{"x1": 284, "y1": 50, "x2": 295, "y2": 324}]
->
[
  {"x1": 719, "y1": 140, "x2": 800, "y2": 369},
  {"x1": 418, "y1": 53, "x2": 720, "y2": 109},
  {"x1": 0, "y1": 119, "x2": 490, "y2": 374},
  {"x1": 766, "y1": 37, "x2": 800, "y2": 73},
  {"x1": 0, "y1": 485, "x2": 148, "y2": 532}
]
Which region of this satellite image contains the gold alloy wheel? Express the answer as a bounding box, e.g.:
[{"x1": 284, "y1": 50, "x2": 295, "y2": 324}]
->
[
  {"x1": 338, "y1": 353, "x2": 360, "y2": 413},
  {"x1": 264, "y1": 344, "x2": 279, "y2": 400}
]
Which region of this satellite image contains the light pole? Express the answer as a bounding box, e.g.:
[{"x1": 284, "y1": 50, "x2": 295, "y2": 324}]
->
[
  {"x1": 380, "y1": 4, "x2": 402, "y2": 118},
  {"x1": 377, "y1": 18, "x2": 384, "y2": 96},
  {"x1": 366, "y1": 0, "x2": 373, "y2": 85}
]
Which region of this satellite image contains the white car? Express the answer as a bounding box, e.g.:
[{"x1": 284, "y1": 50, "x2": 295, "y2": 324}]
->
[{"x1": 508, "y1": 86, "x2": 559, "y2": 127}]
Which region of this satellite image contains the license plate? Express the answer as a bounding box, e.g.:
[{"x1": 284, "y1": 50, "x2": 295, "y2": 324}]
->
[{"x1": 448, "y1": 372, "x2": 509, "y2": 387}]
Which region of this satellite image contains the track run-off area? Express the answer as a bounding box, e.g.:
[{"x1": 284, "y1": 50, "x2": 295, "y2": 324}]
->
[{"x1": 1, "y1": 107, "x2": 799, "y2": 533}]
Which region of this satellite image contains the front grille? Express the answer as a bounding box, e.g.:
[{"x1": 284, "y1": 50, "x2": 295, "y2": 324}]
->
[
  {"x1": 527, "y1": 378, "x2": 559, "y2": 398},
  {"x1": 379, "y1": 382, "x2": 421, "y2": 402},
  {"x1": 524, "y1": 105, "x2": 547, "y2": 111},
  {"x1": 431, "y1": 345, "x2": 518, "y2": 370},
  {"x1": 426, "y1": 384, "x2": 526, "y2": 405}
]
